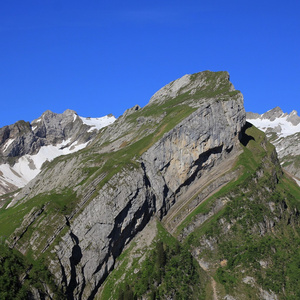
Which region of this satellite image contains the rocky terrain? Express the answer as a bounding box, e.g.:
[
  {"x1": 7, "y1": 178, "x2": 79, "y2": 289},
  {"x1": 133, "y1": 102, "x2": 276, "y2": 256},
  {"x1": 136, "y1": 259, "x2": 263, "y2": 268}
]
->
[
  {"x1": 247, "y1": 107, "x2": 300, "y2": 184},
  {"x1": 0, "y1": 71, "x2": 299, "y2": 300},
  {"x1": 0, "y1": 110, "x2": 115, "y2": 196}
]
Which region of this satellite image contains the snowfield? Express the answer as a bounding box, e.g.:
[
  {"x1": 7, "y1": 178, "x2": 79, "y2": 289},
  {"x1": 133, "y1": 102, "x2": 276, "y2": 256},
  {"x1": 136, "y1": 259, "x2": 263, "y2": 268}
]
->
[
  {"x1": 79, "y1": 115, "x2": 116, "y2": 132},
  {"x1": 248, "y1": 115, "x2": 300, "y2": 138}
]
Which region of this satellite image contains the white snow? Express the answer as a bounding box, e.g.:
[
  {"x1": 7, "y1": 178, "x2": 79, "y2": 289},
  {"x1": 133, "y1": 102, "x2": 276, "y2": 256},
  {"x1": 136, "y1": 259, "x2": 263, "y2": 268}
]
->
[
  {"x1": 248, "y1": 115, "x2": 300, "y2": 138},
  {"x1": 2, "y1": 138, "x2": 14, "y2": 152},
  {"x1": 0, "y1": 139, "x2": 89, "y2": 190},
  {"x1": 80, "y1": 115, "x2": 116, "y2": 132}
]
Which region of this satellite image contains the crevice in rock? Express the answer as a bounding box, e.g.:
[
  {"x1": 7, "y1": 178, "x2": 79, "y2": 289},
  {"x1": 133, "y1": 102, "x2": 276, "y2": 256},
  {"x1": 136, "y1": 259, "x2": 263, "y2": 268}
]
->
[
  {"x1": 88, "y1": 187, "x2": 156, "y2": 300},
  {"x1": 66, "y1": 231, "x2": 83, "y2": 300},
  {"x1": 141, "y1": 162, "x2": 151, "y2": 188}
]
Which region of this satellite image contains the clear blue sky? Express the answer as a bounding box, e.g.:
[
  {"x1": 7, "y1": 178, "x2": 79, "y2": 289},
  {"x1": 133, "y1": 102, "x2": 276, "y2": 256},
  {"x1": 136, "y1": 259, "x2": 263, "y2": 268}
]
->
[{"x1": 1, "y1": 1, "x2": 299, "y2": 127}]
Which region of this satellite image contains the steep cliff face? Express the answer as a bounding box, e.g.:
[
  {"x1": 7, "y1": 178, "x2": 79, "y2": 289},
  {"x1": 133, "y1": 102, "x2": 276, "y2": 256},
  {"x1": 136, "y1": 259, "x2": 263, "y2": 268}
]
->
[
  {"x1": 0, "y1": 71, "x2": 248, "y2": 299},
  {"x1": 52, "y1": 96, "x2": 245, "y2": 299}
]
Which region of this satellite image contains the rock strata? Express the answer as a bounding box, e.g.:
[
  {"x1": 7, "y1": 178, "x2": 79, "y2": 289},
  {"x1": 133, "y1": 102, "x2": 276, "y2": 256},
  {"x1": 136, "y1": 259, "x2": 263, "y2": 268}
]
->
[
  {"x1": 3, "y1": 71, "x2": 247, "y2": 299},
  {"x1": 52, "y1": 78, "x2": 245, "y2": 298}
]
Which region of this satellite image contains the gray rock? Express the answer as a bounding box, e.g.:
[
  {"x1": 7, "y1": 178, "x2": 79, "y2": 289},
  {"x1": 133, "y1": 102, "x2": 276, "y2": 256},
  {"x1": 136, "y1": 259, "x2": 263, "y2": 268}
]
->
[
  {"x1": 51, "y1": 89, "x2": 245, "y2": 299},
  {"x1": 5, "y1": 71, "x2": 247, "y2": 299}
]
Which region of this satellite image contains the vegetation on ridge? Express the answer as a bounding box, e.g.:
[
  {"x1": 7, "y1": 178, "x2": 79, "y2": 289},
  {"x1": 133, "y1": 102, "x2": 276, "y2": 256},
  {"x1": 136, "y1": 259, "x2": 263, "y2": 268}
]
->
[
  {"x1": 178, "y1": 125, "x2": 300, "y2": 299},
  {"x1": 99, "y1": 221, "x2": 208, "y2": 300},
  {"x1": 1, "y1": 71, "x2": 299, "y2": 299}
]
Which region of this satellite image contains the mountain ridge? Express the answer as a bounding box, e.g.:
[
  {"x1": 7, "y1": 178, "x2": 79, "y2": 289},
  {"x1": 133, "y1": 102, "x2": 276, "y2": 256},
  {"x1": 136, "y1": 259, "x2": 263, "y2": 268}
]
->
[{"x1": 0, "y1": 71, "x2": 299, "y2": 300}]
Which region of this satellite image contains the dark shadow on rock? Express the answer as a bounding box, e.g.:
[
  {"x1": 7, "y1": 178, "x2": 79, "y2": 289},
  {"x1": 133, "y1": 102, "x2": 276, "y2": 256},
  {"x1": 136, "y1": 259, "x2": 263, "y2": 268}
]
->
[{"x1": 239, "y1": 122, "x2": 255, "y2": 146}]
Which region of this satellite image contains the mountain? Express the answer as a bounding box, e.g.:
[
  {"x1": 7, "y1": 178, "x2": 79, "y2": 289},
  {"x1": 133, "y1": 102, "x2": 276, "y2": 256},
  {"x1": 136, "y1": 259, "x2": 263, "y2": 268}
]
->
[
  {"x1": 0, "y1": 71, "x2": 299, "y2": 300},
  {"x1": 0, "y1": 110, "x2": 116, "y2": 196},
  {"x1": 247, "y1": 107, "x2": 300, "y2": 185}
]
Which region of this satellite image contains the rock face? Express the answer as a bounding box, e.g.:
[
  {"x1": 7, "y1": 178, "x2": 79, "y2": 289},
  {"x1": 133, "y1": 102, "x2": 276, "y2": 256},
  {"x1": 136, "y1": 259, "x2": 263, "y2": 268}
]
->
[
  {"x1": 2, "y1": 71, "x2": 247, "y2": 299},
  {"x1": 247, "y1": 107, "x2": 300, "y2": 182},
  {"x1": 44, "y1": 72, "x2": 245, "y2": 299}
]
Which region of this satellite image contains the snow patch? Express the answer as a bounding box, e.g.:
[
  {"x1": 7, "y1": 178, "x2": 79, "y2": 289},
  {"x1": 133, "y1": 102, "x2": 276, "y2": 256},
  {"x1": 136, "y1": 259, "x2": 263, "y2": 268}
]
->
[
  {"x1": 32, "y1": 118, "x2": 41, "y2": 124},
  {"x1": 2, "y1": 138, "x2": 14, "y2": 152},
  {"x1": 0, "y1": 113, "x2": 116, "y2": 196},
  {"x1": 0, "y1": 139, "x2": 90, "y2": 190},
  {"x1": 80, "y1": 115, "x2": 116, "y2": 132},
  {"x1": 248, "y1": 115, "x2": 300, "y2": 138}
]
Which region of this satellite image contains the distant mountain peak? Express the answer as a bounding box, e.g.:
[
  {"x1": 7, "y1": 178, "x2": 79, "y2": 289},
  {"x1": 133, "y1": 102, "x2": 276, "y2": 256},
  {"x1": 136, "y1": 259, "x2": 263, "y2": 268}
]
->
[
  {"x1": 262, "y1": 106, "x2": 284, "y2": 120},
  {"x1": 247, "y1": 107, "x2": 300, "y2": 138},
  {"x1": 246, "y1": 107, "x2": 300, "y2": 184},
  {"x1": 0, "y1": 110, "x2": 116, "y2": 195}
]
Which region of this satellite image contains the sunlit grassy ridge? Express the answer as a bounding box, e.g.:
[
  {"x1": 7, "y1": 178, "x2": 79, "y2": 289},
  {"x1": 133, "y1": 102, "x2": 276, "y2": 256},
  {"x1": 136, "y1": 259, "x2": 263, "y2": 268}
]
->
[{"x1": 177, "y1": 125, "x2": 300, "y2": 299}]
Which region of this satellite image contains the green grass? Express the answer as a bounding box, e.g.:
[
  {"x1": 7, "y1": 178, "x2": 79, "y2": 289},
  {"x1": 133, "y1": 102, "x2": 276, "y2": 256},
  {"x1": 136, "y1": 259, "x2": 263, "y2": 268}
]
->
[
  {"x1": 0, "y1": 189, "x2": 77, "y2": 242},
  {"x1": 177, "y1": 124, "x2": 300, "y2": 298},
  {"x1": 99, "y1": 220, "x2": 208, "y2": 300}
]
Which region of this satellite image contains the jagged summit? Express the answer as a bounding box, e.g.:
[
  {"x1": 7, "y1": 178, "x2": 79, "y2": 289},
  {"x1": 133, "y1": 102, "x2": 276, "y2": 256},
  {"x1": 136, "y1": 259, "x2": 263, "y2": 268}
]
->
[{"x1": 247, "y1": 106, "x2": 300, "y2": 138}]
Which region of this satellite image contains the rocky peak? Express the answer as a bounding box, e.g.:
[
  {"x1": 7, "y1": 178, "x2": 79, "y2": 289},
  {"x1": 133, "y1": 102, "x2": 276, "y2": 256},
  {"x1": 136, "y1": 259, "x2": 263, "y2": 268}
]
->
[
  {"x1": 149, "y1": 70, "x2": 234, "y2": 105},
  {"x1": 261, "y1": 106, "x2": 284, "y2": 121},
  {"x1": 286, "y1": 110, "x2": 300, "y2": 126},
  {"x1": 3, "y1": 70, "x2": 247, "y2": 299}
]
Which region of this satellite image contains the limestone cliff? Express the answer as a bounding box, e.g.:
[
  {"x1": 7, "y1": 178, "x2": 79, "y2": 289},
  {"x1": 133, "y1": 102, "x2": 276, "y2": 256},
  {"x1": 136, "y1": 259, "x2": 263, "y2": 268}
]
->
[
  {"x1": 2, "y1": 71, "x2": 247, "y2": 299},
  {"x1": 52, "y1": 95, "x2": 245, "y2": 299}
]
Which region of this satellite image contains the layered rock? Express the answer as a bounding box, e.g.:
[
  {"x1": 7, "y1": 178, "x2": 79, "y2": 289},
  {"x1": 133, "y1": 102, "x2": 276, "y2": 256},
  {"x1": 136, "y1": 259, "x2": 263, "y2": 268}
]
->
[
  {"x1": 50, "y1": 74, "x2": 245, "y2": 299},
  {"x1": 2, "y1": 71, "x2": 246, "y2": 299}
]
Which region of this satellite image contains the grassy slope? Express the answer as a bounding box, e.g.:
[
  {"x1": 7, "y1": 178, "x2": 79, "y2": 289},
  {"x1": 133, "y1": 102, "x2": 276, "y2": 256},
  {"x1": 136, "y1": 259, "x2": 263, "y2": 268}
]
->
[{"x1": 178, "y1": 125, "x2": 300, "y2": 299}]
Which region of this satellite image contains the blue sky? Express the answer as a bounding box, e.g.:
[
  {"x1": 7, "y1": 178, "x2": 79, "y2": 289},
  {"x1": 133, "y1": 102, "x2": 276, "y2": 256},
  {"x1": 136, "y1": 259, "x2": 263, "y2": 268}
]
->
[{"x1": 1, "y1": 1, "x2": 299, "y2": 127}]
